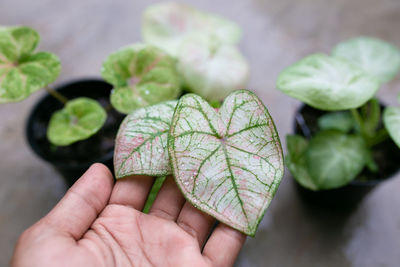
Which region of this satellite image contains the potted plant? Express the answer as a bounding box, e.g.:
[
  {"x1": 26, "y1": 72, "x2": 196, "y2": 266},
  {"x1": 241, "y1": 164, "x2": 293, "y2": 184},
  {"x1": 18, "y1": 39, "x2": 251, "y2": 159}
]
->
[
  {"x1": 276, "y1": 37, "x2": 400, "y2": 209},
  {"x1": 0, "y1": 25, "x2": 182, "y2": 186}
]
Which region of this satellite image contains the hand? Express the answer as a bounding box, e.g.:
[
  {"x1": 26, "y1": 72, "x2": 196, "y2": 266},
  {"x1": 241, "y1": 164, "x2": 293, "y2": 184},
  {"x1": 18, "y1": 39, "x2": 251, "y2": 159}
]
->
[{"x1": 11, "y1": 164, "x2": 246, "y2": 267}]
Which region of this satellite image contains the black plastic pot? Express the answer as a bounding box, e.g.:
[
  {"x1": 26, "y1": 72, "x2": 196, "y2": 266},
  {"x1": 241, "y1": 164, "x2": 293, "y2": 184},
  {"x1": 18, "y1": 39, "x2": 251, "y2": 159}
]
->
[
  {"x1": 26, "y1": 79, "x2": 125, "y2": 187},
  {"x1": 292, "y1": 105, "x2": 400, "y2": 210}
]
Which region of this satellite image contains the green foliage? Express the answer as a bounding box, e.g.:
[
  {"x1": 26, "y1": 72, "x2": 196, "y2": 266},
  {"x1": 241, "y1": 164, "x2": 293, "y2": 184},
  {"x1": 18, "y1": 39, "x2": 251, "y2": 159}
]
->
[
  {"x1": 305, "y1": 130, "x2": 368, "y2": 190},
  {"x1": 384, "y1": 106, "x2": 400, "y2": 149},
  {"x1": 286, "y1": 131, "x2": 369, "y2": 190},
  {"x1": 279, "y1": 37, "x2": 400, "y2": 190},
  {"x1": 47, "y1": 97, "x2": 107, "y2": 146},
  {"x1": 318, "y1": 111, "x2": 354, "y2": 132},
  {"x1": 102, "y1": 44, "x2": 181, "y2": 114},
  {"x1": 285, "y1": 135, "x2": 317, "y2": 191},
  {"x1": 333, "y1": 37, "x2": 400, "y2": 84},
  {"x1": 0, "y1": 26, "x2": 60, "y2": 103},
  {"x1": 276, "y1": 53, "x2": 380, "y2": 111}
]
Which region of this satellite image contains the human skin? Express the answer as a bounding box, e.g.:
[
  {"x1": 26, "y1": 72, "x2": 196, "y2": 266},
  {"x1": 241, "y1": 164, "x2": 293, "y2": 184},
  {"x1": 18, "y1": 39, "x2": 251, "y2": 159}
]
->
[{"x1": 11, "y1": 163, "x2": 246, "y2": 267}]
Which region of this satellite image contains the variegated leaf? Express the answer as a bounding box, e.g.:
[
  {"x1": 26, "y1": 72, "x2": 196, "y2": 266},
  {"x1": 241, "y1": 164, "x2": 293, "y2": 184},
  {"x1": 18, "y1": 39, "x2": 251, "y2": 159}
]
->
[
  {"x1": 168, "y1": 90, "x2": 284, "y2": 236},
  {"x1": 142, "y1": 2, "x2": 241, "y2": 57},
  {"x1": 102, "y1": 44, "x2": 181, "y2": 114},
  {"x1": 0, "y1": 26, "x2": 60, "y2": 103},
  {"x1": 177, "y1": 34, "x2": 249, "y2": 102},
  {"x1": 114, "y1": 101, "x2": 177, "y2": 178},
  {"x1": 332, "y1": 37, "x2": 400, "y2": 84}
]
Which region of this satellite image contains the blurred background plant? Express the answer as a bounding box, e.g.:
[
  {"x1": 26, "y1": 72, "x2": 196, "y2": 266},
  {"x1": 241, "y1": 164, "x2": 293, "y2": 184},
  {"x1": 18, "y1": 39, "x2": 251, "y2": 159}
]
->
[
  {"x1": 278, "y1": 37, "x2": 400, "y2": 191},
  {"x1": 0, "y1": 2, "x2": 249, "y2": 147}
]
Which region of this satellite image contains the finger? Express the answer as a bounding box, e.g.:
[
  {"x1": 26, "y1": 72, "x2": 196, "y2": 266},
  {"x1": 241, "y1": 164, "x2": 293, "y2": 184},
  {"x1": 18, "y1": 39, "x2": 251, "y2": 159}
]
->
[
  {"x1": 41, "y1": 163, "x2": 114, "y2": 240},
  {"x1": 148, "y1": 175, "x2": 185, "y2": 220},
  {"x1": 177, "y1": 202, "x2": 215, "y2": 247},
  {"x1": 109, "y1": 174, "x2": 154, "y2": 210},
  {"x1": 203, "y1": 224, "x2": 246, "y2": 267}
]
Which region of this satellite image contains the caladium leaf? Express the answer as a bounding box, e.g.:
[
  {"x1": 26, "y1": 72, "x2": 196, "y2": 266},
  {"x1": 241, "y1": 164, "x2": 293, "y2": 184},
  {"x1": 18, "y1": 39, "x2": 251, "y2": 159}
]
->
[
  {"x1": 276, "y1": 53, "x2": 379, "y2": 111},
  {"x1": 114, "y1": 101, "x2": 177, "y2": 178},
  {"x1": 383, "y1": 106, "x2": 400, "y2": 149},
  {"x1": 332, "y1": 37, "x2": 400, "y2": 84},
  {"x1": 177, "y1": 35, "x2": 249, "y2": 102},
  {"x1": 305, "y1": 130, "x2": 368, "y2": 190},
  {"x1": 101, "y1": 44, "x2": 181, "y2": 114},
  {"x1": 168, "y1": 90, "x2": 284, "y2": 236},
  {"x1": 142, "y1": 2, "x2": 241, "y2": 57},
  {"x1": 318, "y1": 111, "x2": 354, "y2": 133},
  {"x1": 0, "y1": 26, "x2": 61, "y2": 103},
  {"x1": 285, "y1": 135, "x2": 317, "y2": 191},
  {"x1": 47, "y1": 97, "x2": 107, "y2": 146}
]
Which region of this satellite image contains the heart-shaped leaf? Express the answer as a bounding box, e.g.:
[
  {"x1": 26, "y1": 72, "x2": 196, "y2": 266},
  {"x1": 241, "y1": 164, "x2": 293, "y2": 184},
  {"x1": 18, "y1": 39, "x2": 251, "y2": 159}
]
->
[
  {"x1": 101, "y1": 44, "x2": 181, "y2": 114},
  {"x1": 276, "y1": 53, "x2": 379, "y2": 111},
  {"x1": 168, "y1": 90, "x2": 284, "y2": 236},
  {"x1": 305, "y1": 130, "x2": 368, "y2": 190},
  {"x1": 47, "y1": 97, "x2": 107, "y2": 146},
  {"x1": 285, "y1": 135, "x2": 317, "y2": 191},
  {"x1": 177, "y1": 35, "x2": 249, "y2": 102},
  {"x1": 0, "y1": 26, "x2": 61, "y2": 103},
  {"x1": 114, "y1": 101, "x2": 177, "y2": 178},
  {"x1": 384, "y1": 106, "x2": 400, "y2": 149},
  {"x1": 142, "y1": 2, "x2": 241, "y2": 57},
  {"x1": 332, "y1": 37, "x2": 400, "y2": 84}
]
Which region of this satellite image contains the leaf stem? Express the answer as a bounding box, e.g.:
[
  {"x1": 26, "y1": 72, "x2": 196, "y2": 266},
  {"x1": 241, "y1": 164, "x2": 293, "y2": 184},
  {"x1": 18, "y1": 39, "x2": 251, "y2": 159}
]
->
[
  {"x1": 350, "y1": 108, "x2": 364, "y2": 135},
  {"x1": 370, "y1": 127, "x2": 389, "y2": 147},
  {"x1": 44, "y1": 86, "x2": 68, "y2": 105}
]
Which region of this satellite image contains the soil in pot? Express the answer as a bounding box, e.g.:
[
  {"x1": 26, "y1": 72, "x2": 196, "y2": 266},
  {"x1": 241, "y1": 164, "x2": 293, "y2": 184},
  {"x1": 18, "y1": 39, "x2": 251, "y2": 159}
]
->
[
  {"x1": 27, "y1": 79, "x2": 125, "y2": 187},
  {"x1": 293, "y1": 105, "x2": 400, "y2": 211}
]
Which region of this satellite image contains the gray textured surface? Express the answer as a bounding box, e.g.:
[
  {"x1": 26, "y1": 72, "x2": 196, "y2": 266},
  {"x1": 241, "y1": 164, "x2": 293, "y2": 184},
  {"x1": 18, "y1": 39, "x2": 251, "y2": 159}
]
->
[{"x1": 1, "y1": 0, "x2": 400, "y2": 266}]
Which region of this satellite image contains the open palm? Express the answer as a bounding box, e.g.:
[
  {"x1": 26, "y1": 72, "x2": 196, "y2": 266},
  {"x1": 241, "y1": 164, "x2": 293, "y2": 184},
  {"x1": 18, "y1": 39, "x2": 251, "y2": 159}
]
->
[{"x1": 12, "y1": 164, "x2": 245, "y2": 267}]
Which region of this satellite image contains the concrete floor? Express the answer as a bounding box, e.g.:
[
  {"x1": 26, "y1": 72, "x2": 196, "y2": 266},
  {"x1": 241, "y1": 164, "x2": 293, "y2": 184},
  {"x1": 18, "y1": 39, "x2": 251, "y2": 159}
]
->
[{"x1": 1, "y1": 0, "x2": 400, "y2": 266}]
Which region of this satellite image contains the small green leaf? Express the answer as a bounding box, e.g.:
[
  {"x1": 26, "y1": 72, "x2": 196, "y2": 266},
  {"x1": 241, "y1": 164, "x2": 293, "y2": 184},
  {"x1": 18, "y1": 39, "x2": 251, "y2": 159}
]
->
[
  {"x1": 177, "y1": 34, "x2": 249, "y2": 102},
  {"x1": 305, "y1": 130, "x2": 368, "y2": 190},
  {"x1": 333, "y1": 37, "x2": 400, "y2": 84},
  {"x1": 285, "y1": 135, "x2": 317, "y2": 191},
  {"x1": 383, "y1": 106, "x2": 400, "y2": 148},
  {"x1": 0, "y1": 26, "x2": 60, "y2": 103},
  {"x1": 168, "y1": 90, "x2": 284, "y2": 236},
  {"x1": 114, "y1": 101, "x2": 177, "y2": 178},
  {"x1": 47, "y1": 97, "x2": 107, "y2": 146},
  {"x1": 142, "y1": 2, "x2": 241, "y2": 57},
  {"x1": 101, "y1": 44, "x2": 181, "y2": 114},
  {"x1": 318, "y1": 111, "x2": 354, "y2": 132},
  {"x1": 276, "y1": 53, "x2": 380, "y2": 111}
]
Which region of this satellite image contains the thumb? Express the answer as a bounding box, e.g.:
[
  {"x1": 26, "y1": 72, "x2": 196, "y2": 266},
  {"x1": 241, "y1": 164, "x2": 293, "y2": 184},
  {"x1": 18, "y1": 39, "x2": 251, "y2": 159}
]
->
[{"x1": 40, "y1": 163, "x2": 114, "y2": 239}]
